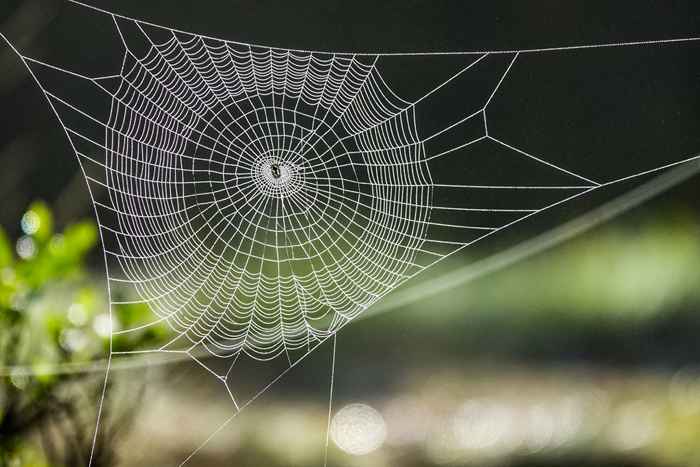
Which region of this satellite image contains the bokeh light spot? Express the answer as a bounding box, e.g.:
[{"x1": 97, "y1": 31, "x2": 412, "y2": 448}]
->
[
  {"x1": 331, "y1": 403, "x2": 386, "y2": 456},
  {"x1": 16, "y1": 236, "x2": 36, "y2": 259},
  {"x1": 20, "y1": 210, "x2": 40, "y2": 235}
]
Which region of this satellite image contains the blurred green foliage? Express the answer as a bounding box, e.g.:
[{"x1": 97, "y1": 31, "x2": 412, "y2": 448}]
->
[
  {"x1": 463, "y1": 216, "x2": 700, "y2": 317},
  {"x1": 0, "y1": 201, "x2": 154, "y2": 467},
  {"x1": 1, "y1": 202, "x2": 699, "y2": 467},
  {"x1": 359, "y1": 210, "x2": 700, "y2": 367}
]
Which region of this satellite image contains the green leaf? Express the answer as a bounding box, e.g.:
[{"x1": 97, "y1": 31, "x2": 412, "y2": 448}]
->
[
  {"x1": 32, "y1": 362, "x2": 58, "y2": 385},
  {"x1": 62, "y1": 221, "x2": 98, "y2": 257},
  {"x1": 115, "y1": 302, "x2": 151, "y2": 328},
  {"x1": 0, "y1": 227, "x2": 13, "y2": 268}
]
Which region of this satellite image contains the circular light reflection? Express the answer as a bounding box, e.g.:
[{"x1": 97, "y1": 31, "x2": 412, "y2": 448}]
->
[
  {"x1": 16, "y1": 236, "x2": 36, "y2": 259},
  {"x1": 331, "y1": 403, "x2": 387, "y2": 456},
  {"x1": 451, "y1": 399, "x2": 511, "y2": 451},
  {"x1": 20, "y1": 210, "x2": 40, "y2": 235},
  {"x1": 93, "y1": 314, "x2": 120, "y2": 337},
  {"x1": 68, "y1": 303, "x2": 88, "y2": 326},
  {"x1": 60, "y1": 328, "x2": 88, "y2": 352}
]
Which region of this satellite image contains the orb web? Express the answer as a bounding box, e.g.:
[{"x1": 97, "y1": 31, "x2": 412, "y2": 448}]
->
[
  {"x1": 3, "y1": 2, "x2": 700, "y2": 465},
  {"x1": 106, "y1": 39, "x2": 431, "y2": 359}
]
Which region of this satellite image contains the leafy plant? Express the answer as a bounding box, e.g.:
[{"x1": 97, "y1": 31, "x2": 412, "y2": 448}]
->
[{"x1": 0, "y1": 201, "x2": 153, "y2": 467}]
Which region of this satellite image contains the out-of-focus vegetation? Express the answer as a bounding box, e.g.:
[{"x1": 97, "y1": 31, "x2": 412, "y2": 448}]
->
[
  {"x1": 129, "y1": 213, "x2": 700, "y2": 467},
  {"x1": 380, "y1": 210, "x2": 700, "y2": 366},
  {"x1": 3, "y1": 203, "x2": 700, "y2": 467},
  {"x1": 0, "y1": 201, "x2": 153, "y2": 467},
  {"x1": 130, "y1": 365, "x2": 700, "y2": 467}
]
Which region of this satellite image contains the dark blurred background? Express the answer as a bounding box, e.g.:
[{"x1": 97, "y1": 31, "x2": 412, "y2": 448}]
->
[{"x1": 1, "y1": 1, "x2": 700, "y2": 466}]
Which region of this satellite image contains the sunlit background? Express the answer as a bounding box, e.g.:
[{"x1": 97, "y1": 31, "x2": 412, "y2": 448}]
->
[{"x1": 2, "y1": 1, "x2": 700, "y2": 466}]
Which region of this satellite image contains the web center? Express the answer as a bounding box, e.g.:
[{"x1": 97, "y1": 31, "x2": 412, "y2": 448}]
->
[
  {"x1": 270, "y1": 163, "x2": 282, "y2": 179},
  {"x1": 250, "y1": 156, "x2": 304, "y2": 199},
  {"x1": 262, "y1": 160, "x2": 293, "y2": 185}
]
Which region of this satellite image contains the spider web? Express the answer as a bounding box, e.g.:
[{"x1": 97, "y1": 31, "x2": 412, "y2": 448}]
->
[
  {"x1": 2, "y1": 1, "x2": 700, "y2": 465},
  {"x1": 104, "y1": 32, "x2": 432, "y2": 362}
]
